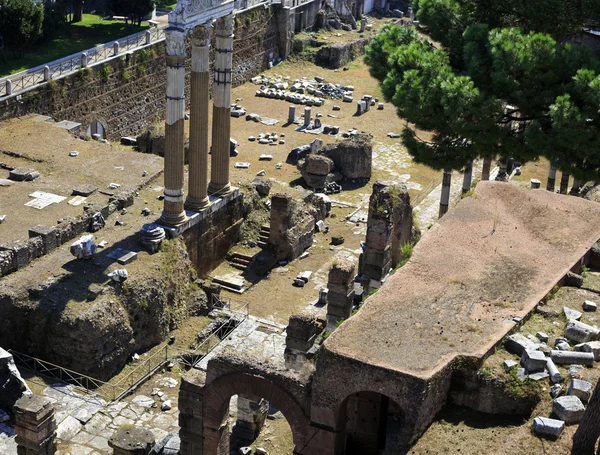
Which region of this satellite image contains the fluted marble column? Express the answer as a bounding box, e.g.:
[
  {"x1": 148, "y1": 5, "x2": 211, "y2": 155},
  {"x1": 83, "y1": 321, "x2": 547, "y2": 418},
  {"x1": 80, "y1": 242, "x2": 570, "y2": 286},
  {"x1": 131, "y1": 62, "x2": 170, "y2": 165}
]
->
[
  {"x1": 208, "y1": 14, "x2": 234, "y2": 196},
  {"x1": 160, "y1": 27, "x2": 187, "y2": 227},
  {"x1": 185, "y1": 23, "x2": 212, "y2": 211}
]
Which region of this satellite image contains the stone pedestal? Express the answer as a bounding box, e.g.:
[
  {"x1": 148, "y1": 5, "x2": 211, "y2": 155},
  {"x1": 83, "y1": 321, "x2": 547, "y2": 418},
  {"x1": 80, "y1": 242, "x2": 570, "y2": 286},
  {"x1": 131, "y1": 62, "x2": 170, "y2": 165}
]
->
[
  {"x1": 14, "y1": 395, "x2": 56, "y2": 455},
  {"x1": 160, "y1": 27, "x2": 187, "y2": 227},
  {"x1": 186, "y1": 23, "x2": 212, "y2": 211},
  {"x1": 208, "y1": 15, "x2": 235, "y2": 196},
  {"x1": 108, "y1": 426, "x2": 155, "y2": 455},
  {"x1": 288, "y1": 105, "x2": 296, "y2": 124}
]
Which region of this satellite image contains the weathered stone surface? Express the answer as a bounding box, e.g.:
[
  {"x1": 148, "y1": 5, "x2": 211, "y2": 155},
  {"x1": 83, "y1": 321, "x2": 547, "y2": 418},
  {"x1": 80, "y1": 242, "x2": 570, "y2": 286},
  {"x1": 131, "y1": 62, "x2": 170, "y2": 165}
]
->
[
  {"x1": 553, "y1": 395, "x2": 585, "y2": 424},
  {"x1": 298, "y1": 155, "x2": 334, "y2": 189},
  {"x1": 565, "y1": 320, "x2": 600, "y2": 343},
  {"x1": 108, "y1": 425, "x2": 155, "y2": 453},
  {"x1": 70, "y1": 234, "x2": 97, "y2": 259},
  {"x1": 505, "y1": 333, "x2": 540, "y2": 356},
  {"x1": 564, "y1": 306, "x2": 582, "y2": 321},
  {"x1": 575, "y1": 341, "x2": 600, "y2": 360},
  {"x1": 0, "y1": 348, "x2": 31, "y2": 411},
  {"x1": 550, "y1": 350, "x2": 595, "y2": 366},
  {"x1": 522, "y1": 349, "x2": 546, "y2": 372},
  {"x1": 251, "y1": 178, "x2": 272, "y2": 198},
  {"x1": 532, "y1": 416, "x2": 564, "y2": 438},
  {"x1": 319, "y1": 133, "x2": 372, "y2": 180},
  {"x1": 568, "y1": 379, "x2": 593, "y2": 403},
  {"x1": 269, "y1": 193, "x2": 315, "y2": 261},
  {"x1": 564, "y1": 271, "x2": 584, "y2": 287},
  {"x1": 546, "y1": 358, "x2": 563, "y2": 384}
]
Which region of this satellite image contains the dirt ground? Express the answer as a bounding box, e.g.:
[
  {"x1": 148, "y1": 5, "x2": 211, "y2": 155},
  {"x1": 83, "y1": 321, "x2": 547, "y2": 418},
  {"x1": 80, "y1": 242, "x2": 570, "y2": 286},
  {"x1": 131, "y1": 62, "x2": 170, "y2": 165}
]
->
[{"x1": 0, "y1": 116, "x2": 163, "y2": 243}]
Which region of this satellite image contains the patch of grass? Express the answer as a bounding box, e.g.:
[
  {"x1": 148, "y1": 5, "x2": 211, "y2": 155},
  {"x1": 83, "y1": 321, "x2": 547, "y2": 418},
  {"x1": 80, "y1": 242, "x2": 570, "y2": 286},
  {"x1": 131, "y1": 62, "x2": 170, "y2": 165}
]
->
[{"x1": 1, "y1": 14, "x2": 149, "y2": 77}]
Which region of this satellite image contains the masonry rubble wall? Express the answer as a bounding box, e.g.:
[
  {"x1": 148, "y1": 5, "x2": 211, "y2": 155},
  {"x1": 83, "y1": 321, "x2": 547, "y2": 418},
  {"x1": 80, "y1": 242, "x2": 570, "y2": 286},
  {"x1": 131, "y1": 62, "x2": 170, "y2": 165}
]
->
[
  {"x1": 316, "y1": 38, "x2": 370, "y2": 69},
  {"x1": 183, "y1": 191, "x2": 246, "y2": 278},
  {"x1": 269, "y1": 193, "x2": 316, "y2": 261},
  {"x1": 359, "y1": 180, "x2": 413, "y2": 281},
  {"x1": 0, "y1": 7, "x2": 283, "y2": 141},
  {"x1": 0, "y1": 238, "x2": 206, "y2": 381}
]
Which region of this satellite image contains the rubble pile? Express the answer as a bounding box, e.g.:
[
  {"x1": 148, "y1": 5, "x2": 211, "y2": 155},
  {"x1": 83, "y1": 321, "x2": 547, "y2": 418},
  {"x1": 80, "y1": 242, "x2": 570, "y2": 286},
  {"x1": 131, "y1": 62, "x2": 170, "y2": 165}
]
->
[
  {"x1": 252, "y1": 74, "x2": 356, "y2": 106},
  {"x1": 500, "y1": 299, "x2": 600, "y2": 438}
]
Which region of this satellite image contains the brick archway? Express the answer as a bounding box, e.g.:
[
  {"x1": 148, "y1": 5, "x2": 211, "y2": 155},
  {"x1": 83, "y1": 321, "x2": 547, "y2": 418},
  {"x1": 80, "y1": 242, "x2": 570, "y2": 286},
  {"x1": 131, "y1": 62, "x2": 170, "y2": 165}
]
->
[{"x1": 202, "y1": 372, "x2": 311, "y2": 454}]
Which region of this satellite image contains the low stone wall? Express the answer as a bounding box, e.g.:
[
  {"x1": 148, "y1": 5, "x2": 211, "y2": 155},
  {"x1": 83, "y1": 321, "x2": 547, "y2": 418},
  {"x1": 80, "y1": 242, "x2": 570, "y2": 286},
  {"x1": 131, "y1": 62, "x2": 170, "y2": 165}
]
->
[{"x1": 0, "y1": 180, "x2": 153, "y2": 278}]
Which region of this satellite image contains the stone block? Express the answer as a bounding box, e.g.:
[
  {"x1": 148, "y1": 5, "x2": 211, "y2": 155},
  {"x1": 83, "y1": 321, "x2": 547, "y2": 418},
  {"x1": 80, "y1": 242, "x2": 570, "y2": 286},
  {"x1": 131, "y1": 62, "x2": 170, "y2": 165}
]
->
[
  {"x1": 575, "y1": 341, "x2": 600, "y2": 361},
  {"x1": 503, "y1": 359, "x2": 518, "y2": 372},
  {"x1": 564, "y1": 271, "x2": 584, "y2": 287},
  {"x1": 532, "y1": 416, "x2": 564, "y2": 438},
  {"x1": 505, "y1": 333, "x2": 541, "y2": 355},
  {"x1": 552, "y1": 395, "x2": 585, "y2": 424},
  {"x1": 72, "y1": 184, "x2": 98, "y2": 197},
  {"x1": 0, "y1": 240, "x2": 31, "y2": 270},
  {"x1": 536, "y1": 332, "x2": 549, "y2": 343},
  {"x1": 9, "y1": 168, "x2": 39, "y2": 181},
  {"x1": 564, "y1": 306, "x2": 582, "y2": 321},
  {"x1": 28, "y1": 225, "x2": 58, "y2": 254},
  {"x1": 522, "y1": 349, "x2": 546, "y2": 372},
  {"x1": 583, "y1": 300, "x2": 597, "y2": 312},
  {"x1": 568, "y1": 379, "x2": 593, "y2": 403},
  {"x1": 0, "y1": 250, "x2": 15, "y2": 276},
  {"x1": 565, "y1": 320, "x2": 600, "y2": 343}
]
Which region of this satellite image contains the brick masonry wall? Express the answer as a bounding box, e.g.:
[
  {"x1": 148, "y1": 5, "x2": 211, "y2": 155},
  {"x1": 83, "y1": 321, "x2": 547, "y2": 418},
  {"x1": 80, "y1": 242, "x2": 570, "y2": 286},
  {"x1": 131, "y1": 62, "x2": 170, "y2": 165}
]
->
[{"x1": 0, "y1": 6, "x2": 283, "y2": 142}]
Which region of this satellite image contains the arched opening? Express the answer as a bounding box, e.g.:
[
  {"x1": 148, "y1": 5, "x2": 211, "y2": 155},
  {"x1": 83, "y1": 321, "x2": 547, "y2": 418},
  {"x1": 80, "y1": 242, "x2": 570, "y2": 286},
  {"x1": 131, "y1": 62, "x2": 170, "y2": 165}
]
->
[
  {"x1": 87, "y1": 121, "x2": 106, "y2": 139},
  {"x1": 337, "y1": 391, "x2": 404, "y2": 455},
  {"x1": 202, "y1": 373, "x2": 310, "y2": 455}
]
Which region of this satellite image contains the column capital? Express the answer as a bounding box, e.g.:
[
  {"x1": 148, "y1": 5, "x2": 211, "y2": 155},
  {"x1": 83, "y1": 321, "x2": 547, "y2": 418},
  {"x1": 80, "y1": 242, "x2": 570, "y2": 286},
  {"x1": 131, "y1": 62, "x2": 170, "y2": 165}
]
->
[
  {"x1": 165, "y1": 27, "x2": 187, "y2": 57},
  {"x1": 191, "y1": 22, "x2": 213, "y2": 47},
  {"x1": 215, "y1": 14, "x2": 235, "y2": 37}
]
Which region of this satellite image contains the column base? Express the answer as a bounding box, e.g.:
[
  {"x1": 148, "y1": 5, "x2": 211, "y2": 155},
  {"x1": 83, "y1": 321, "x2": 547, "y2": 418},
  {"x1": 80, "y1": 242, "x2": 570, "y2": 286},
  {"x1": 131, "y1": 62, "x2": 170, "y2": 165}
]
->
[
  {"x1": 207, "y1": 182, "x2": 231, "y2": 196},
  {"x1": 185, "y1": 196, "x2": 211, "y2": 211},
  {"x1": 159, "y1": 210, "x2": 187, "y2": 227}
]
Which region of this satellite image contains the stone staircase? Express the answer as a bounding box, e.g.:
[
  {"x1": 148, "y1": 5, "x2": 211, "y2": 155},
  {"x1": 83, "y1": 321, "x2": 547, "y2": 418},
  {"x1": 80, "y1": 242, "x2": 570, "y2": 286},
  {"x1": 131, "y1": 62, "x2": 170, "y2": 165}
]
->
[
  {"x1": 230, "y1": 252, "x2": 254, "y2": 271},
  {"x1": 258, "y1": 224, "x2": 270, "y2": 249}
]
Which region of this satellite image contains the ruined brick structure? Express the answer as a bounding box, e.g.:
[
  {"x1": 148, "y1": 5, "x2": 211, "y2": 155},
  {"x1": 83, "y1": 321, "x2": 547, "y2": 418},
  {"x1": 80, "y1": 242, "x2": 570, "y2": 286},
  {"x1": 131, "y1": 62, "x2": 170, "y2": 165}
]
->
[{"x1": 179, "y1": 183, "x2": 600, "y2": 454}]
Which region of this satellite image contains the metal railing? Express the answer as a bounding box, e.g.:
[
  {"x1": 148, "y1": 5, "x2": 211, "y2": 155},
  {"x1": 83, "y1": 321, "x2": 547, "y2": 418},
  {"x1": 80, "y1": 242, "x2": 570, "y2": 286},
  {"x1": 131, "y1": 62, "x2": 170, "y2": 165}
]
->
[
  {"x1": 0, "y1": 26, "x2": 165, "y2": 98},
  {"x1": 8, "y1": 296, "x2": 249, "y2": 402},
  {"x1": 8, "y1": 350, "x2": 128, "y2": 402},
  {"x1": 175, "y1": 296, "x2": 249, "y2": 369}
]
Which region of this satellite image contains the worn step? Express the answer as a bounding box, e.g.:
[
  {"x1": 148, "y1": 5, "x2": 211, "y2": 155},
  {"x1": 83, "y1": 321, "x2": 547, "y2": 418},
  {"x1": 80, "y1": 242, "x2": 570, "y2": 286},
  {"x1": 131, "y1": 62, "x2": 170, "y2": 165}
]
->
[
  {"x1": 233, "y1": 252, "x2": 254, "y2": 261},
  {"x1": 232, "y1": 258, "x2": 251, "y2": 266},
  {"x1": 259, "y1": 234, "x2": 269, "y2": 241},
  {"x1": 231, "y1": 263, "x2": 248, "y2": 271},
  {"x1": 257, "y1": 240, "x2": 268, "y2": 248}
]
